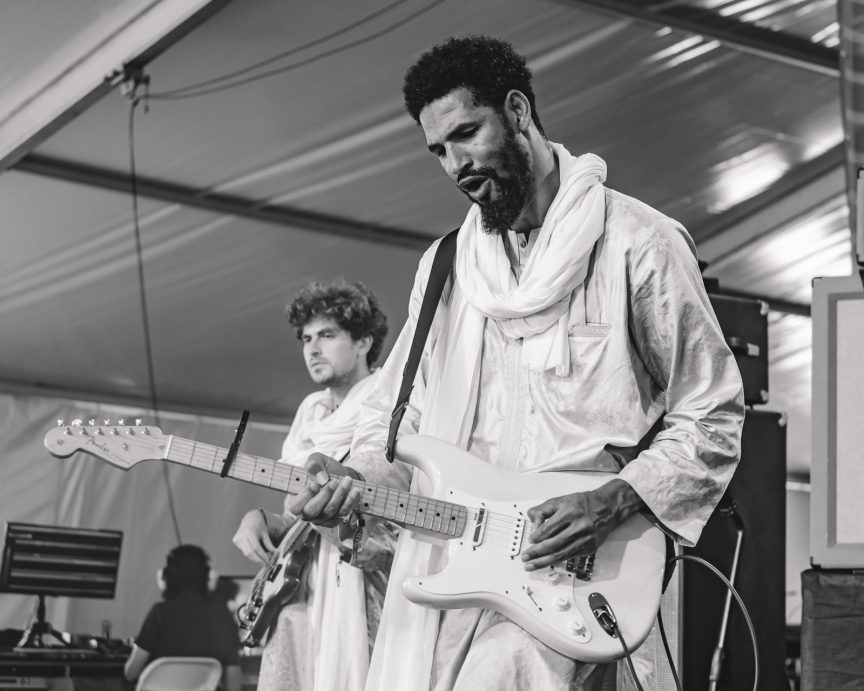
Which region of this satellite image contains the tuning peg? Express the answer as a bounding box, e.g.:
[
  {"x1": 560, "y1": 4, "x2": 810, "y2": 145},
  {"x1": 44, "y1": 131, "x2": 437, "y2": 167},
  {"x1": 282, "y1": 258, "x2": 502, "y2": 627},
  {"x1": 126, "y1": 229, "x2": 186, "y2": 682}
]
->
[
  {"x1": 57, "y1": 419, "x2": 64, "y2": 427},
  {"x1": 135, "y1": 418, "x2": 143, "y2": 426},
  {"x1": 118, "y1": 419, "x2": 125, "y2": 426},
  {"x1": 104, "y1": 419, "x2": 111, "y2": 425},
  {"x1": 72, "y1": 419, "x2": 82, "y2": 426},
  {"x1": 88, "y1": 419, "x2": 96, "y2": 426}
]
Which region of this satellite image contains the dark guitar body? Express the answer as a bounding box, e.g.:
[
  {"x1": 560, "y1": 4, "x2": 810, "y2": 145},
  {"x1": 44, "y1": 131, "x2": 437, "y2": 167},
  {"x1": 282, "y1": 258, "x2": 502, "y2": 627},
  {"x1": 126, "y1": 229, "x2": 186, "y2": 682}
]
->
[{"x1": 239, "y1": 528, "x2": 319, "y2": 647}]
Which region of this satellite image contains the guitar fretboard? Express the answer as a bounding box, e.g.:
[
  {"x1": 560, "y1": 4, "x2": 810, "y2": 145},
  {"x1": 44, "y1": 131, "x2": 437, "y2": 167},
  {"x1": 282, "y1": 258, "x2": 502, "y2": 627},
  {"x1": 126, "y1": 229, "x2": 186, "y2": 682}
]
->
[{"x1": 164, "y1": 436, "x2": 467, "y2": 538}]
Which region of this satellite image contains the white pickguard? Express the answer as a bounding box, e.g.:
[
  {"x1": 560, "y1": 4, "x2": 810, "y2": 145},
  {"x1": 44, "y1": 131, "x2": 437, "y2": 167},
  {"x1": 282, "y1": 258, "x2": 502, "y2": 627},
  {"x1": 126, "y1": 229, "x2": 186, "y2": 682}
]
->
[{"x1": 395, "y1": 435, "x2": 667, "y2": 662}]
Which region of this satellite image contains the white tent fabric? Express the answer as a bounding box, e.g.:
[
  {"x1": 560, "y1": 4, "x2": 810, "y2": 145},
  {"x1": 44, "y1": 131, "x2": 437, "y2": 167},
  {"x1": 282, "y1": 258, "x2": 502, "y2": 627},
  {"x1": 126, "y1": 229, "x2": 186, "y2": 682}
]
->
[
  {"x1": 0, "y1": 0, "x2": 853, "y2": 636},
  {"x1": 0, "y1": 391, "x2": 288, "y2": 639}
]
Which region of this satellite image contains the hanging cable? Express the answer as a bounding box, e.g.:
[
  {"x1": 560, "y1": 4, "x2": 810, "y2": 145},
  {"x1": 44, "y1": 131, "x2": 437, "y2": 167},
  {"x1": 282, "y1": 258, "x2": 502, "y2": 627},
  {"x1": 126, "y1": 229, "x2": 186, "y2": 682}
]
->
[
  {"x1": 149, "y1": 0, "x2": 449, "y2": 101},
  {"x1": 152, "y1": 0, "x2": 413, "y2": 98},
  {"x1": 126, "y1": 72, "x2": 183, "y2": 545},
  {"x1": 657, "y1": 609, "x2": 682, "y2": 691},
  {"x1": 660, "y1": 554, "x2": 760, "y2": 691}
]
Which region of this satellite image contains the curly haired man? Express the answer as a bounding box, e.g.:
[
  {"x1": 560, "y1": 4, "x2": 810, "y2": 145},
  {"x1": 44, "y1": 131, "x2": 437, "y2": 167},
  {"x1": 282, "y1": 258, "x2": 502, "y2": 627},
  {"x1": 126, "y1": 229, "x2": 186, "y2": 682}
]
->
[{"x1": 233, "y1": 279, "x2": 392, "y2": 691}]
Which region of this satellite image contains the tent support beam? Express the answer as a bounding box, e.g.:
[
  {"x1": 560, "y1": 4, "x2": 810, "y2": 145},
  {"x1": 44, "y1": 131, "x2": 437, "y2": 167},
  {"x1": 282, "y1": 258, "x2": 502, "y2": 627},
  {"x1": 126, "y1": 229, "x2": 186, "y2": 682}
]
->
[
  {"x1": 563, "y1": 0, "x2": 838, "y2": 76},
  {"x1": 0, "y1": 0, "x2": 234, "y2": 172},
  {"x1": 696, "y1": 144, "x2": 845, "y2": 264},
  {"x1": 13, "y1": 153, "x2": 435, "y2": 249},
  {"x1": 711, "y1": 288, "x2": 811, "y2": 317},
  {"x1": 13, "y1": 153, "x2": 810, "y2": 314}
]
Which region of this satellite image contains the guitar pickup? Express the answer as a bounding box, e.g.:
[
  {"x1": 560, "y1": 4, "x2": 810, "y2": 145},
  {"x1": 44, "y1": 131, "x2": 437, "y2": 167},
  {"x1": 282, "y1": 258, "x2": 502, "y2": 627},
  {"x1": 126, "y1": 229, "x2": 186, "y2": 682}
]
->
[
  {"x1": 267, "y1": 562, "x2": 283, "y2": 582},
  {"x1": 471, "y1": 507, "x2": 487, "y2": 546}
]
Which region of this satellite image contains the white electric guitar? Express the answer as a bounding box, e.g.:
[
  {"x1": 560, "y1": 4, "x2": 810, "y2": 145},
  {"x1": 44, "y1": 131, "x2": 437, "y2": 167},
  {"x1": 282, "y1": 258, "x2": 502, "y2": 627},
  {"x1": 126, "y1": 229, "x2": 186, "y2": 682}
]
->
[{"x1": 44, "y1": 422, "x2": 666, "y2": 662}]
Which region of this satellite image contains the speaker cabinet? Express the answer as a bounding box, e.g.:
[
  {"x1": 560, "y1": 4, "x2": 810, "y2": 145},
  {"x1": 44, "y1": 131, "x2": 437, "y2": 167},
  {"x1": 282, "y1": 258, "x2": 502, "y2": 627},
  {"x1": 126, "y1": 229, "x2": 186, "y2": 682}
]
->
[
  {"x1": 682, "y1": 409, "x2": 787, "y2": 690},
  {"x1": 708, "y1": 293, "x2": 769, "y2": 406}
]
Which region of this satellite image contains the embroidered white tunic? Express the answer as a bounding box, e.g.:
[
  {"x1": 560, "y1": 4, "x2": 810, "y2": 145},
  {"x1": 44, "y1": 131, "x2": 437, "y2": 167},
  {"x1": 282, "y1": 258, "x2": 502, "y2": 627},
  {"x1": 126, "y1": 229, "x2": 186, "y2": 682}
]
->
[
  {"x1": 258, "y1": 375, "x2": 395, "y2": 691},
  {"x1": 349, "y1": 188, "x2": 745, "y2": 690}
]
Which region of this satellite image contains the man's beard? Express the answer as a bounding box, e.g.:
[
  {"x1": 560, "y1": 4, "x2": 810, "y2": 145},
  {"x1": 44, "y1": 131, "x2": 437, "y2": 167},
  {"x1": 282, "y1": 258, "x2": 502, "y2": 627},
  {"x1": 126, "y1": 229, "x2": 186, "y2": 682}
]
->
[{"x1": 467, "y1": 127, "x2": 532, "y2": 235}]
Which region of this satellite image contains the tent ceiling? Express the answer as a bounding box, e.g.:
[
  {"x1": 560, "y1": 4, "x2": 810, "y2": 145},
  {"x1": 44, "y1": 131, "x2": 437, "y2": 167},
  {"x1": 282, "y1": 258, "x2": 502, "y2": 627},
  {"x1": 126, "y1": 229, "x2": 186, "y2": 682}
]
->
[
  {"x1": 0, "y1": 0, "x2": 852, "y2": 479},
  {"x1": 0, "y1": 0, "x2": 231, "y2": 168}
]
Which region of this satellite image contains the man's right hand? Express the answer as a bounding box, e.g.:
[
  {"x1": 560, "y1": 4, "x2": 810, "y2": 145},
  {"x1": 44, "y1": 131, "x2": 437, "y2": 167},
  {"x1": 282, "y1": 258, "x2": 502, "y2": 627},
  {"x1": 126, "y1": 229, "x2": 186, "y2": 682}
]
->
[{"x1": 232, "y1": 509, "x2": 278, "y2": 565}]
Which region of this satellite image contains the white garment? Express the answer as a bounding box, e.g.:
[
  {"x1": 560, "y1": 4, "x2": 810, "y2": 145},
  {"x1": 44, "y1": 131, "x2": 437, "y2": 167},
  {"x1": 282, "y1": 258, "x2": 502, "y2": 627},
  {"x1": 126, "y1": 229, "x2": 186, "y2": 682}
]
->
[
  {"x1": 262, "y1": 374, "x2": 379, "y2": 691},
  {"x1": 280, "y1": 374, "x2": 378, "y2": 463},
  {"x1": 455, "y1": 144, "x2": 607, "y2": 376},
  {"x1": 350, "y1": 183, "x2": 745, "y2": 690}
]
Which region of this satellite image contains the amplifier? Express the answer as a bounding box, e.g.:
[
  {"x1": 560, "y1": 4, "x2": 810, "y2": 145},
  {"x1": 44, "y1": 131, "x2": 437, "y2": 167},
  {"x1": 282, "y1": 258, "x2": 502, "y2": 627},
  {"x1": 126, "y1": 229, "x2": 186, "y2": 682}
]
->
[{"x1": 708, "y1": 293, "x2": 769, "y2": 406}]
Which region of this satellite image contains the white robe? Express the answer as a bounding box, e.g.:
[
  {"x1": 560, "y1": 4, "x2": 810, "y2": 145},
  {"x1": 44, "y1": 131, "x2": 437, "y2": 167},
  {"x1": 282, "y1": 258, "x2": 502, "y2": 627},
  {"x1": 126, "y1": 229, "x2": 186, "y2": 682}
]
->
[
  {"x1": 348, "y1": 188, "x2": 745, "y2": 690},
  {"x1": 257, "y1": 374, "x2": 394, "y2": 691}
]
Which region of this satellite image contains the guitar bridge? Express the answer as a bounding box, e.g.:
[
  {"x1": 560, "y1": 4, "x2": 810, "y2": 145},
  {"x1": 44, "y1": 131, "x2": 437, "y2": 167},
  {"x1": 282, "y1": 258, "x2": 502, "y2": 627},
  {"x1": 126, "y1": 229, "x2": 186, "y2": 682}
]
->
[{"x1": 566, "y1": 553, "x2": 596, "y2": 581}]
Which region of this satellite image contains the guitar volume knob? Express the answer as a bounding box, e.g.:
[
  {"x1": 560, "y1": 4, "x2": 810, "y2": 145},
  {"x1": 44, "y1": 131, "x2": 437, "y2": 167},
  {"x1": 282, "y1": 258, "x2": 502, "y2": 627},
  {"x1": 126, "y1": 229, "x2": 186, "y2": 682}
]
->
[
  {"x1": 544, "y1": 571, "x2": 561, "y2": 585},
  {"x1": 554, "y1": 596, "x2": 570, "y2": 611},
  {"x1": 567, "y1": 620, "x2": 587, "y2": 636}
]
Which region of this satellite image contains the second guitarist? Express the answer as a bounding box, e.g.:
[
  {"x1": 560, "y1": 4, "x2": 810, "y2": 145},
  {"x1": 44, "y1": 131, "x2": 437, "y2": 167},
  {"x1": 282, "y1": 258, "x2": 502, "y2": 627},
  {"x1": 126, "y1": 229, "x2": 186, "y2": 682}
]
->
[{"x1": 231, "y1": 280, "x2": 394, "y2": 691}]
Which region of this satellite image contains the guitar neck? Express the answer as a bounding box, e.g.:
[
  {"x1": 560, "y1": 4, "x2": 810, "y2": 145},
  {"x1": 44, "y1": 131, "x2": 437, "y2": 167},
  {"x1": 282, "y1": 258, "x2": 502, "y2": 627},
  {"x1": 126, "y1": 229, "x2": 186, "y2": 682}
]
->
[{"x1": 163, "y1": 436, "x2": 467, "y2": 539}]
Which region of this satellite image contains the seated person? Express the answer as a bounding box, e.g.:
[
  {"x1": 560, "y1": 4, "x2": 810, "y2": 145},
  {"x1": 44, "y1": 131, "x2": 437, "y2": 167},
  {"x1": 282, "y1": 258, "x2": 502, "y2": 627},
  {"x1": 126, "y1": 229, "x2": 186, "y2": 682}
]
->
[{"x1": 124, "y1": 545, "x2": 242, "y2": 691}]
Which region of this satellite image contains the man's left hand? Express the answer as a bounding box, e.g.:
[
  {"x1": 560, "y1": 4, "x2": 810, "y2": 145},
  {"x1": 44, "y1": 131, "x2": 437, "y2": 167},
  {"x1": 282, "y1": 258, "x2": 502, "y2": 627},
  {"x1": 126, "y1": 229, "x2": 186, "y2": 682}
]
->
[
  {"x1": 286, "y1": 452, "x2": 363, "y2": 528},
  {"x1": 521, "y1": 478, "x2": 643, "y2": 571}
]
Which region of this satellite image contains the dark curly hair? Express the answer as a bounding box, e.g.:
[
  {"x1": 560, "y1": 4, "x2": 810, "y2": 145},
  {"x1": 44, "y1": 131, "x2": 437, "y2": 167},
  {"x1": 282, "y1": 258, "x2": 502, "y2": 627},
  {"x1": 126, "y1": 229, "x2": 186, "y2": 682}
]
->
[
  {"x1": 403, "y1": 35, "x2": 544, "y2": 136},
  {"x1": 286, "y1": 280, "x2": 389, "y2": 366},
  {"x1": 162, "y1": 544, "x2": 210, "y2": 599}
]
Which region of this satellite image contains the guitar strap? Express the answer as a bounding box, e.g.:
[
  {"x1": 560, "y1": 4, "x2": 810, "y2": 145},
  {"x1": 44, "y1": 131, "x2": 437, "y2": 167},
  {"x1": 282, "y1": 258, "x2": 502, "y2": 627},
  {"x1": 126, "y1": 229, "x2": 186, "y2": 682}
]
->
[{"x1": 385, "y1": 228, "x2": 459, "y2": 463}]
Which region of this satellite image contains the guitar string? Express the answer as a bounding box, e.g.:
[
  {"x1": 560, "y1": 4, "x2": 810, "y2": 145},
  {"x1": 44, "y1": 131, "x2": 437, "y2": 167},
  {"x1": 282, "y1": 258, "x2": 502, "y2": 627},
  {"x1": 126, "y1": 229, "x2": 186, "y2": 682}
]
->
[
  {"x1": 166, "y1": 438, "x2": 527, "y2": 541},
  {"x1": 165, "y1": 436, "x2": 538, "y2": 541},
  {"x1": 165, "y1": 440, "x2": 525, "y2": 546}
]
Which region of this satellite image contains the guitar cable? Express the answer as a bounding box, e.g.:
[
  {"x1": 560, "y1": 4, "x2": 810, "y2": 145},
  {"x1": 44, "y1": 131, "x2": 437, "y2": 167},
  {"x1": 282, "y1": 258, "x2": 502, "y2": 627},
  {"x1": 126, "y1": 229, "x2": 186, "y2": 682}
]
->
[
  {"x1": 589, "y1": 593, "x2": 646, "y2": 691},
  {"x1": 587, "y1": 553, "x2": 758, "y2": 691},
  {"x1": 657, "y1": 608, "x2": 681, "y2": 691},
  {"x1": 125, "y1": 74, "x2": 183, "y2": 545},
  {"x1": 656, "y1": 554, "x2": 760, "y2": 691}
]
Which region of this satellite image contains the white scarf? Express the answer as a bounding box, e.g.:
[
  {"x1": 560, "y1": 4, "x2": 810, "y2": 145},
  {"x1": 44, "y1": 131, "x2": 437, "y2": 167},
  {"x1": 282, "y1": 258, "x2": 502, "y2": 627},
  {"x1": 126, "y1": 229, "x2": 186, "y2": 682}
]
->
[
  {"x1": 455, "y1": 143, "x2": 607, "y2": 376},
  {"x1": 366, "y1": 146, "x2": 608, "y2": 690},
  {"x1": 281, "y1": 373, "x2": 378, "y2": 463}
]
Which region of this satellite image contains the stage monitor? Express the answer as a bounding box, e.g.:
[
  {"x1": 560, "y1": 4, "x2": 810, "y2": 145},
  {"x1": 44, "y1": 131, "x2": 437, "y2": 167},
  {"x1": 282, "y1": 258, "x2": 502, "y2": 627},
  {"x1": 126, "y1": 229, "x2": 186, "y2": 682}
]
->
[
  {"x1": 0, "y1": 522, "x2": 123, "y2": 599},
  {"x1": 811, "y1": 275, "x2": 864, "y2": 567}
]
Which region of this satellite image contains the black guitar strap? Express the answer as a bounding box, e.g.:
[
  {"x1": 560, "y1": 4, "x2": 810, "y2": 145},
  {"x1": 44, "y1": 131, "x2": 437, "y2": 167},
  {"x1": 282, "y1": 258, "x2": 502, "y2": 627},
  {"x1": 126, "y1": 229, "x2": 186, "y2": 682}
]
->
[{"x1": 385, "y1": 228, "x2": 459, "y2": 463}]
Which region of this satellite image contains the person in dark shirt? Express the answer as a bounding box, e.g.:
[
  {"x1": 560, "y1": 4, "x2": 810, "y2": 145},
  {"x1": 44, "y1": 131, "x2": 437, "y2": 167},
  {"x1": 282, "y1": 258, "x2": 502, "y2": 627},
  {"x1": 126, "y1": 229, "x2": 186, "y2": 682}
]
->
[{"x1": 124, "y1": 545, "x2": 242, "y2": 691}]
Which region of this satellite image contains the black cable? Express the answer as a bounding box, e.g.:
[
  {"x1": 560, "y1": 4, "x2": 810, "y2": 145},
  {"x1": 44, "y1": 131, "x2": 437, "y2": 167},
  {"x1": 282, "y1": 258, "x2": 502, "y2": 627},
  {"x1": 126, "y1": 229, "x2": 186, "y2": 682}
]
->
[
  {"x1": 127, "y1": 86, "x2": 183, "y2": 546},
  {"x1": 657, "y1": 608, "x2": 682, "y2": 691},
  {"x1": 151, "y1": 0, "x2": 412, "y2": 97},
  {"x1": 667, "y1": 554, "x2": 760, "y2": 691},
  {"x1": 609, "y1": 620, "x2": 646, "y2": 691},
  {"x1": 149, "y1": 0, "x2": 449, "y2": 101}
]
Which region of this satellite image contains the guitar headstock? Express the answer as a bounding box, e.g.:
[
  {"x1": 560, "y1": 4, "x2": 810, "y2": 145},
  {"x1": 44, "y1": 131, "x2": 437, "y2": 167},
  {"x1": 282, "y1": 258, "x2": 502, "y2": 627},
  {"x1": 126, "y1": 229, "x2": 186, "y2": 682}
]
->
[{"x1": 44, "y1": 419, "x2": 168, "y2": 470}]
